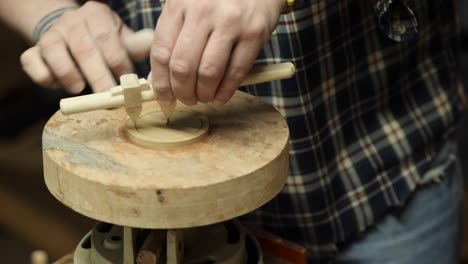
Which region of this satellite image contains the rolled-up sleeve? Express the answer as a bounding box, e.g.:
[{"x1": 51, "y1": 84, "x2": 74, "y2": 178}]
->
[{"x1": 375, "y1": 0, "x2": 418, "y2": 41}]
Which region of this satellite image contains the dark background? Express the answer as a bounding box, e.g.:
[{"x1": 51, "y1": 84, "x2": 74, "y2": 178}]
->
[
  {"x1": 0, "y1": 22, "x2": 94, "y2": 264},
  {"x1": 1, "y1": 2, "x2": 468, "y2": 263}
]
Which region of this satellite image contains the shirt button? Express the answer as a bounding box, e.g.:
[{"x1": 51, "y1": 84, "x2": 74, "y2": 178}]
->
[{"x1": 392, "y1": 22, "x2": 406, "y2": 35}]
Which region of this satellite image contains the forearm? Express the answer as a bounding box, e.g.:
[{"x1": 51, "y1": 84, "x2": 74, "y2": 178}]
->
[{"x1": 0, "y1": 0, "x2": 79, "y2": 42}]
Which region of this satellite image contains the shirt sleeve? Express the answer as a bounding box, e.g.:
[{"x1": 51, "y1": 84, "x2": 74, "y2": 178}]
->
[{"x1": 375, "y1": 0, "x2": 418, "y2": 41}]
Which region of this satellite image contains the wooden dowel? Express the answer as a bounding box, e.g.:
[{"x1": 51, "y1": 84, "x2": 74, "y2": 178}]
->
[
  {"x1": 31, "y1": 250, "x2": 48, "y2": 264},
  {"x1": 59, "y1": 62, "x2": 295, "y2": 115},
  {"x1": 241, "y1": 62, "x2": 296, "y2": 86}
]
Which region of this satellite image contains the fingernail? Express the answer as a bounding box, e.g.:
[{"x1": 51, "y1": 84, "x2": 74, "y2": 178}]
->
[
  {"x1": 153, "y1": 82, "x2": 170, "y2": 93},
  {"x1": 213, "y1": 99, "x2": 225, "y2": 107},
  {"x1": 155, "y1": 87, "x2": 170, "y2": 93},
  {"x1": 158, "y1": 99, "x2": 172, "y2": 106},
  {"x1": 184, "y1": 100, "x2": 198, "y2": 106},
  {"x1": 155, "y1": 47, "x2": 170, "y2": 61},
  {"x1": 71, "y1": 82, "x2": 85, "y2": 94},
  {"x1": 159, "y1": 47, "x2": 169, "y2": 57}
]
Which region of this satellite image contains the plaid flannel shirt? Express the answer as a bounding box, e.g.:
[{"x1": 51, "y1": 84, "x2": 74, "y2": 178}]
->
[{"x1": 106, "y1": 0, "x2": 463, "y2": 261}]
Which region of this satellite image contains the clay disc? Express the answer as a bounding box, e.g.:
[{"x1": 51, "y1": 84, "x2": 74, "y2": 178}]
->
[
  {"x1": 126, "y1": 110, "x2": 209, "y2": 148},
  {"x1": 42, "y1": 91, "x2": 289, "y2": 229}
]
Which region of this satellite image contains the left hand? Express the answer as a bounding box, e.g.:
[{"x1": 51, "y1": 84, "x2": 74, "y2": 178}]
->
[
  {"x1": 150, "y1": 0, "x2": 284, "y2": 106},
  {"x1": 20, "y1": 2, "x2": 138, "y2": 94}
]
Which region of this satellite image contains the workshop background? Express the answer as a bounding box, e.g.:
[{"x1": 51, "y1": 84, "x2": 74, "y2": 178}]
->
[
  {"x1": 0, "y1": 18, "x2": 95, "y2": 264},
  {"x1": 1, "y1": 2, "x2": 468, "y2": 264}
]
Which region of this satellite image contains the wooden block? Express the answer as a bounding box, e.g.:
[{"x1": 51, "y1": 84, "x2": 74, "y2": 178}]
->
[
  {"x1": 121, "y1": 74, "x2": 143, "y2": 123},
  {"x1": 43, "y1": 91, "x2": 289, "y2": 229}
]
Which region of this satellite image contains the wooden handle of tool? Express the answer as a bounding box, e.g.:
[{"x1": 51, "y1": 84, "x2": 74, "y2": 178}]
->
[
  {"x1": 60, "y1": 62, "x2": 295, "y2": 115},
  {"x1": 60, "y1": 88, "x2": 155, "y2": 115},
  {"x1": 240, "y1": 62, "x2": 295, "y2": 86},
  {"x1": 125, "y1": 29, "x2": 154, "y2": 61}
]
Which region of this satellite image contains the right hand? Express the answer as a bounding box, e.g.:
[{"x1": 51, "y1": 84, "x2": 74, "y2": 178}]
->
[{"x1": 20, "y1": 1, "x2": 138, "y2": 94}]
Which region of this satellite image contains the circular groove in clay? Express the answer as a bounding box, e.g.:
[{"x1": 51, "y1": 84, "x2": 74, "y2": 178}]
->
[{"x1": 126, "y1": 110, "x2": 209, "y2": 148}]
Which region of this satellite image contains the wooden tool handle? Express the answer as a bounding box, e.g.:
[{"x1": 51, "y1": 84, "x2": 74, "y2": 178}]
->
[
  {"x1": 60, "y1": 87, "x2": 155, "y2": 115},
  {"x1": 241, "y1": 63, "x2": 295, "y2": 86},
  {"x1": 125, "y1": 29, "x2": 154, "y2": 62},
  {"x1": 60, "y1": 62, "x2": 295, "y2": 115}
]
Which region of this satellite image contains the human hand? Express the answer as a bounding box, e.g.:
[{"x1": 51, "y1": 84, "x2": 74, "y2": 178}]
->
[
  {"x1": 20, "y1": 2, "x2": 137, "y2": 94},
  {"x1": 151, "y1": 0, "x2": 285, "y2": 106}
]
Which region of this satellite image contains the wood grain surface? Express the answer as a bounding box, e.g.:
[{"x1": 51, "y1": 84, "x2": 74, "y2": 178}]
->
[{"x1": 43, "y1": 91, "x2": 289, "y2": 228}]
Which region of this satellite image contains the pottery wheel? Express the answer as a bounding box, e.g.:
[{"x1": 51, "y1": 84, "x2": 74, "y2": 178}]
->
[{"x1": 42, "y1": 91, "x2": 289, "y2": 229}]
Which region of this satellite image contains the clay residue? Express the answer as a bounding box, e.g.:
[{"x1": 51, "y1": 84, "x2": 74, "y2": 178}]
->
[{"x1": 43, "y1": 133, "x2": 128, "y2": 173}]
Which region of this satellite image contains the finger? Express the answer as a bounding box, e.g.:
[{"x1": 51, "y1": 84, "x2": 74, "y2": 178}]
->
[
  {"x1": 20, "y1": 46, "x2": 58, "y2": 88},
  {"x1": 118, "y1": 20, "x2": 137, "y2": 45},
  {"x1": 87, "y1": 14, "x2": 134, "y2": 77},
  {"x1": 214, "y1": 40, "x2": 262, "y2": 106},
  {"x1": 147, "y1": 71, "x2": 173, "y2": 101},
  {"x1": 64, "y1": 17, "x2": 116, "y2": 92},
  {"x1": 169, "y1": 19, "x2": 211, "y2": 105},
  {"x1": 150, "y1": 10, "x2": 183, "y2": 104},
  {"x1": 38, "y1": 30, "x2": 86, "y2": 93},
  {"x1": 196, "y1": 31, "x2": 235, "y2": 103}
]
